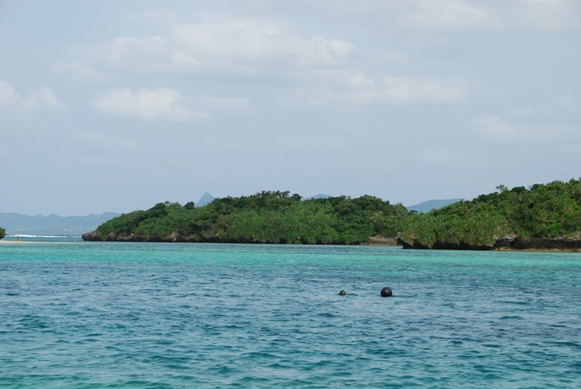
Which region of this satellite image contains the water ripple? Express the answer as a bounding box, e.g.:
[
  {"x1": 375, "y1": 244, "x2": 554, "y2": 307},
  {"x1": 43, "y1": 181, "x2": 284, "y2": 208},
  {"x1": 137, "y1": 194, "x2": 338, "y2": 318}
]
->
[{"x1": 1, "y1": 243, "x2": 581, "y2": 388}]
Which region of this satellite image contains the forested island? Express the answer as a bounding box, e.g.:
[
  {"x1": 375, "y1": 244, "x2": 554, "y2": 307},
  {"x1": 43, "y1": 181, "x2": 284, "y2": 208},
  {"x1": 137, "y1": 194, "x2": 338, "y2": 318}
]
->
[
  {"x1": 83, "y1": 191, "x2": 408, "y2": 245},
  {"x1": 0, "y1": 227, "x2": 5, "y2": 240},
  {"x1": 398, "y1": 179, "x2": 581, "y2": 251},
  {"x1": 83, "y1": 179, "x2": 581, "y2": 251}
]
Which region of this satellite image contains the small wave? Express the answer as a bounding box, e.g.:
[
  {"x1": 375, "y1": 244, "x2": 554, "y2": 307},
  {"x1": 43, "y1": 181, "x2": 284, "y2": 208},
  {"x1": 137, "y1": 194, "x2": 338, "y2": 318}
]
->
[
  {"x1": 494, "y1": 300, "x2": 531, "y2": 305},
  {"x1": 499, "y1": 315, "x2": 525, "y2": 320},
  {"x1": 548, "y1": 341, "x2": 581, "y2": 350}
]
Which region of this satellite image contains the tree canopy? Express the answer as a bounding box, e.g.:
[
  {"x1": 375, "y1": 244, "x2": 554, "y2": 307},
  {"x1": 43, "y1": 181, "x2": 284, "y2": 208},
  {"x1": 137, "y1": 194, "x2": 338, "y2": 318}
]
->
[
  {"x1": 398, "y1": 178, "x2": 581, "y2": 249},
  {"x1": 85, "y1": 179, "x2": 581, "y2": 250},
  {"x1": 88, "y1": 191, "x2": 408, "y2": 244},
  {"x1": 0, "y1": 227, "x2": 5, "y2": 240}
]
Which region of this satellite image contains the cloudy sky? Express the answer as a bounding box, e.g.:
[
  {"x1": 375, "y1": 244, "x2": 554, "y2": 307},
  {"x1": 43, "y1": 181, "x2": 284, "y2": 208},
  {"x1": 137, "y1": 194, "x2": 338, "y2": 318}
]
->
[{"x1": 1, "y1": 0, "x2": 580, "y2": 216}]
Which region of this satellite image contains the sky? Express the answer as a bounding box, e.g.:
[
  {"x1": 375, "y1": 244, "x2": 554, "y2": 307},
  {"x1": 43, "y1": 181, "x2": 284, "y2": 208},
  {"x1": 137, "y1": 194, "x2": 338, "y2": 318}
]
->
[{"x1": 1, "y1": 0, "x2": 580, "y2": 216}]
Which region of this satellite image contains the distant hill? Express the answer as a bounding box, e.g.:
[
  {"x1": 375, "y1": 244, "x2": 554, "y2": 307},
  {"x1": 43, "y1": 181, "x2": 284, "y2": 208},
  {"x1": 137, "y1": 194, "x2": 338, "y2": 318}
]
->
[
  {"x1": 196, "y1": 193, "x2": 329, "y2": 205},
  {"x1": 195, "y1": 193, "x2": 331, "y2": 205},
  {"x1": 304, "y1": 194, "x2": 330, "y2": 200},
  {"x1": 0, "y1": 212, "x2": 119, "y2": 236},
  {"x1": 196, "y1": 192, "x2": 214, "y2": 207},
  {"x1": 406, "y1": 199, "x2": 463, "y2": 213}
]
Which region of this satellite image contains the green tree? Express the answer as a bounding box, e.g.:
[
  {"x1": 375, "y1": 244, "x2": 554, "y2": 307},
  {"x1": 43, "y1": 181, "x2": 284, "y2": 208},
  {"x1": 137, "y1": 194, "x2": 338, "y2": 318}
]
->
[
  {"x1": 86, "y1": 190, "x2": 411, "y2": 244},
  {"x1": 400, "y1": 178, "x2": 581, "y2": 249}
]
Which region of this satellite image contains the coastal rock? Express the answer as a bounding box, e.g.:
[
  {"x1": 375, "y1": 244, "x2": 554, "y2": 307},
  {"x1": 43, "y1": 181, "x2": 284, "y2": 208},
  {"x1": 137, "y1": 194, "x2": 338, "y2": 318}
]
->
[
  {"x1": 396, "y1": 237, "x2": 496, "y2": 250},
  {"x1": 504, "y1": 236, "x2": 581, "y2": 252},
  {"x1": 397, "y1": 234, "x2": 581, "y2": 252},
  {"x1": 366, "y1": 235, "x2": 399, "y2": 246},
  {"x1": 81, "y1": 231, "x2": 101, "y2": 241},
  {"x1": 82, "y1": 230, "x2": 201, "y2": 243}
]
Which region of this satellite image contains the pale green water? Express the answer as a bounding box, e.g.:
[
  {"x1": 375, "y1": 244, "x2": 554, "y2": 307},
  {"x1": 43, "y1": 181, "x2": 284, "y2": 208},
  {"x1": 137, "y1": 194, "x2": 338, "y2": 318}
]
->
[{"x1": 1, "y1": 240, "x2": 580, "y2": 388}]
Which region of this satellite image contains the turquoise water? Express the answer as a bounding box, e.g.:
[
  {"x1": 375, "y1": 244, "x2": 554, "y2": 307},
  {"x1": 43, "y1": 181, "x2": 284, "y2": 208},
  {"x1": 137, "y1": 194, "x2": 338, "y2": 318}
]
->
[{"x1": 1, "y1": 240, "x2": 581, "y2": 388}]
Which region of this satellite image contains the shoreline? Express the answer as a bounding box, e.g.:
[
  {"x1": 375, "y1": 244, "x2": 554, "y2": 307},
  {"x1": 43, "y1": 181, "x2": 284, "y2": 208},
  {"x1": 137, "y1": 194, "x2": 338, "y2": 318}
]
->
[
  {"x1": 0, "y1": 238, "x2": 80, "y2": 245},
  {"x1": 0, "y1": 240, "x2": 70, "y2": 245},
  {"x1": 0, "y1": 240, "x2": 44, "y2": 245},
  {"x1": 3, "y1": 238, "x2": 580, "y2": 252}
]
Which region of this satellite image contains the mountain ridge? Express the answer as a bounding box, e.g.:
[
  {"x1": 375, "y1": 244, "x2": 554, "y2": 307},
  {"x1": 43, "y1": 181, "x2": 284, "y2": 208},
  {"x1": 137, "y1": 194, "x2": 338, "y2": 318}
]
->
[
  {"x1": 406, "y1": 199, "x2": 463, "y2": 213},
  {"x1": 0, "y1": 212, "x2": 119, "y2": 236}
]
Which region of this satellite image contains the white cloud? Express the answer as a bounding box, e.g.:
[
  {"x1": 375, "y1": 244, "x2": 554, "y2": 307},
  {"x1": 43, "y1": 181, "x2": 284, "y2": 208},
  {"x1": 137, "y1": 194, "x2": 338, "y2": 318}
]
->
[
  {"x1": 63, "y1": 17, "x2": 354, "y2": 77},
  {"x1": 406, "y1": 1, "x2": 496, "y2": 32},
  {"x1": 89, "y1": 88, "x2": 210, "y2": 121},
  {"x1": 278, "y1": 73, "x2": 469, "y2": 109},
  {"x1": 0, "y1": 80, "x2": 66, "y2": 114},
  {"x1": 471, "y1": 114, "x2": 575, "y2": 143},
  {"x1": 52, "y1": 6, "x2": 577, "y2": 115},
  {"x1": 89, "y1": 88, "x2": 251, "y2": 121},
  {"x1": 239, "y1": 1, "x2": 581, "y2": 34},
  {"x1": 168, "y1": 19, "x2": 354, "y2": 71},
  {"x1": 399, "y1": 0, "x2": 581, "y2": 33}
]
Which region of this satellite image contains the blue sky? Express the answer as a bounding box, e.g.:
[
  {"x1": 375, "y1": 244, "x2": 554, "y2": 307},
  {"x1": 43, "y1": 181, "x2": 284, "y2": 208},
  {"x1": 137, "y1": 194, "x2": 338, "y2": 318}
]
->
[{"x1": 1, "y1": 0, "x2": 580, "y2": 216}]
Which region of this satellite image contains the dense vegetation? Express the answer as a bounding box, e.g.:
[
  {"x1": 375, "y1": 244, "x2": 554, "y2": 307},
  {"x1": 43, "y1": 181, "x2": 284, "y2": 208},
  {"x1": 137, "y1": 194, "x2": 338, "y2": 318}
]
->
[
  {"x1": 398, "y1": 179, "x2": 581, "y2": 249},
  {"x1": 0, "y1": 227, "x2": 5, "y2": 240},
  {"x1": 85, "y1": 179, "x2": 581, "y2": 250},
  {"x1": 88, "y1": 191, "x2": 408, "y2": 244}
]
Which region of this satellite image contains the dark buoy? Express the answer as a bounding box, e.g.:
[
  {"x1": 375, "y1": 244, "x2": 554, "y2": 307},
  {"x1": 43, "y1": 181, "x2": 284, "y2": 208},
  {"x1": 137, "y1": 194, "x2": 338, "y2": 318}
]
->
[
  {"x1": 380, "y1": 287, "x2": 392, "y2": 297},
  {"x1": 339, "y1": 290, "x2": 346, "y2": 296}
]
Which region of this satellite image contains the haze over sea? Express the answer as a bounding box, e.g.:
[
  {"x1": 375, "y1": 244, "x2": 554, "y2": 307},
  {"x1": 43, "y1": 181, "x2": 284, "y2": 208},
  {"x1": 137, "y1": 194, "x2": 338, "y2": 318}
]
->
[{"x1": 1, "y1": 239, "x2": 580, "y2": 388}]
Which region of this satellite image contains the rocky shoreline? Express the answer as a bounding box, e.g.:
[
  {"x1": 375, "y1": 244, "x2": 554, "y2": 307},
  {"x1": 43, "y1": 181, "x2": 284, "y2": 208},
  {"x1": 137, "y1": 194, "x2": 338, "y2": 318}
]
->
[
  {"x1": 397, "y1": 235, "x2": 581, "y2": 252},
  {"x1": 82, "y1": 231, "x2": 400, "y2": 245},
  {"x1": 82, "y1": 231, "x2": 581, "y2": 251},
  {"x1": 82, "y1": 231, "x2": 204, "y2": 243}
]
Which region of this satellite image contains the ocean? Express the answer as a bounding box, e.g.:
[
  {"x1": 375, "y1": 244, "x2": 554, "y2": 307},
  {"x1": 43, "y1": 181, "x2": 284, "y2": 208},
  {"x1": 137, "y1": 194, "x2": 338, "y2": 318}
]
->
[{"x1": 1, "y1": 238, "x2": 580, "y2": 388}]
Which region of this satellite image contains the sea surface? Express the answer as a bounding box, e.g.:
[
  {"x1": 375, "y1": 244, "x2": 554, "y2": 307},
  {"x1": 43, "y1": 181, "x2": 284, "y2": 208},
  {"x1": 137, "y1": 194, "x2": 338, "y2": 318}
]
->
[{"x1": 1, "y1": 238, "x2": 580, "y2": 388}]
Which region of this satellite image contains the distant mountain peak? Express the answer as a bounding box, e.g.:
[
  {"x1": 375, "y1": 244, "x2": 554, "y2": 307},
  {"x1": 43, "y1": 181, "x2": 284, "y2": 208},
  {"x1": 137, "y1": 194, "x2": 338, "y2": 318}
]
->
[
  {"x1": 304, "y1": 194, "x2": 330, "y2": 200},
  {"x1": 406, "y1": 198, "x2": 463, "y2": 213},
  {"x1": 196, "y1": 192, "x2": 214, "y2": 207}
]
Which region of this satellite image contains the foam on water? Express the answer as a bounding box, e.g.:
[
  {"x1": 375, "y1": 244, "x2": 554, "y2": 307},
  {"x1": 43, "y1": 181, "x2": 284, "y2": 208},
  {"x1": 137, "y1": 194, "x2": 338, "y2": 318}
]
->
[{"x1": 1, "y1": 241, "x2": 580, "y2": 388}]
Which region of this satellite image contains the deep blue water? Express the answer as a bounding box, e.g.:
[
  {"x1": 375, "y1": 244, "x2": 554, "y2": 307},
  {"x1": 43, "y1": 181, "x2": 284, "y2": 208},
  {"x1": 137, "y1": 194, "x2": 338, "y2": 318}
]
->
[{"x1": 1, "y1": 240, "x2": 581, "y2": 388}]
